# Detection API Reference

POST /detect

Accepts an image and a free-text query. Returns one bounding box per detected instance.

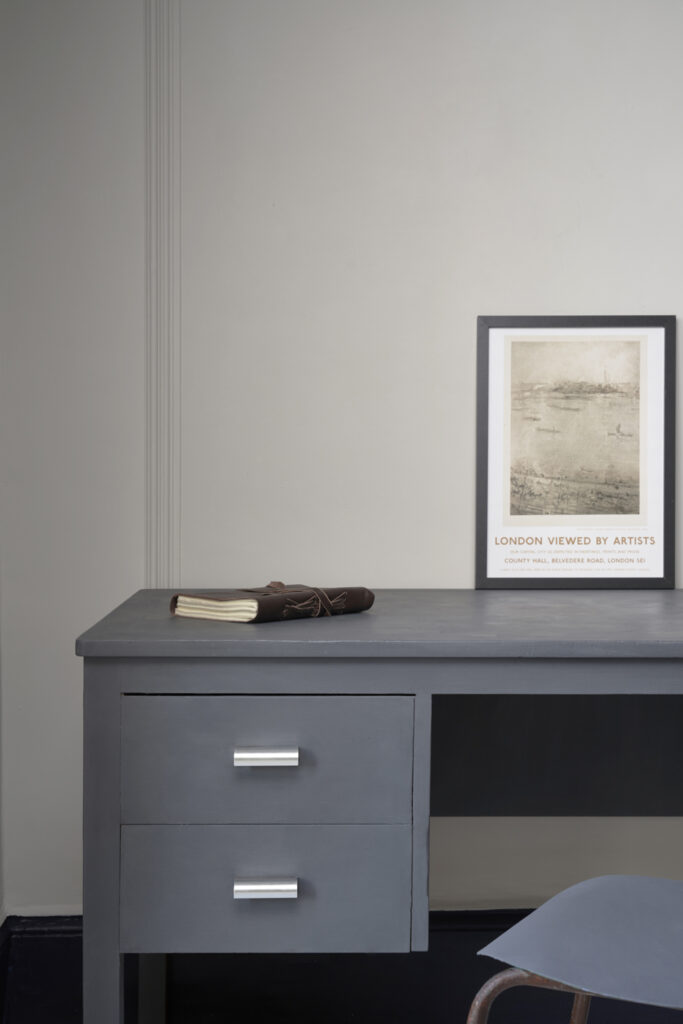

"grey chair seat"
[479,875,683,1010]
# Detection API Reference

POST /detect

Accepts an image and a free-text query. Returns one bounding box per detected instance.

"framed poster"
[476,315,675,589]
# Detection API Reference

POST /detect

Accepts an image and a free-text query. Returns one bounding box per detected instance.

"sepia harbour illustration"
[510,338,640,516]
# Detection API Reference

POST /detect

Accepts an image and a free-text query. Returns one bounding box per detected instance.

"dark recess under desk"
[431,695,683,816]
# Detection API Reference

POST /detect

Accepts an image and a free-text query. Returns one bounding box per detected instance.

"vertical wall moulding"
[145,0,182,587]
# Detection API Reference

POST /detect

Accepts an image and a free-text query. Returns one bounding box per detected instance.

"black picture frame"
[476,315,676,589]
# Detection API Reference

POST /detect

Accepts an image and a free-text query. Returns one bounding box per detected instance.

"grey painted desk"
[77,589,683,1024]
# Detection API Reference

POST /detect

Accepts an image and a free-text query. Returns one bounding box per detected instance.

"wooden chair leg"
[467,968,535,1024]
[569,992,592,1024]
[466,967,593,1024]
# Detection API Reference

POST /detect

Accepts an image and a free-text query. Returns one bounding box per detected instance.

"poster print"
[476,316,675,589]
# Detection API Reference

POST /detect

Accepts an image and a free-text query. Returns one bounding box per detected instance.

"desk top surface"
[76,589,683,659]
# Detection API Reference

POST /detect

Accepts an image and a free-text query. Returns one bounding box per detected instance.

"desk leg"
[138,954,167,1023]
[83,671,124,1023]
[412,694,431,950]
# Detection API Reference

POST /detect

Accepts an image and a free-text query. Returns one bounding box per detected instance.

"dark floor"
[2,916,682,1024]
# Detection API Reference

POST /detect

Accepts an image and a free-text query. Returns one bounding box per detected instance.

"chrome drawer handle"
[233,877,299,900]
[233,747,299,767]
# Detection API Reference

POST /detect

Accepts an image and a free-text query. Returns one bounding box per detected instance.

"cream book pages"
[173,596,259,622]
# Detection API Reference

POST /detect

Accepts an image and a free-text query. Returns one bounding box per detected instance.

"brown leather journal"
[170,581,375,623]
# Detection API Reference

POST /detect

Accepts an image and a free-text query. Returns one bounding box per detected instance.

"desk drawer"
[120,824,412,952]
[121,695,413,824]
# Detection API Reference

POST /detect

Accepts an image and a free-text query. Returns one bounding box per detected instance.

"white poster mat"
[486,326,664,580]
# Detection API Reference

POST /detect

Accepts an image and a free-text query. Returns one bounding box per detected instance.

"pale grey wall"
[178,0,683,587]
[431,818,683,909]
[0,0,146,913]
[1,0,683,914]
